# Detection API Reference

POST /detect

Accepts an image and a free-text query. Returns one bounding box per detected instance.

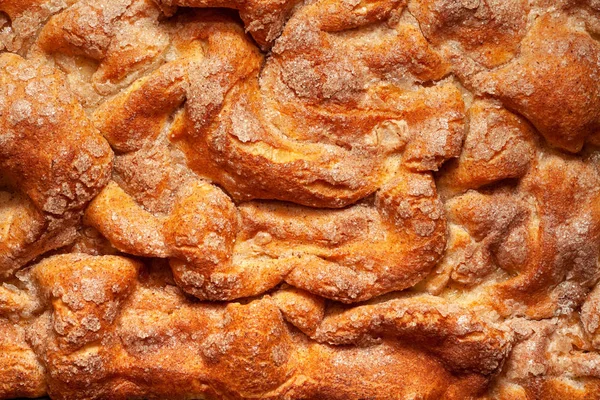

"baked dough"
[1,0,600,399]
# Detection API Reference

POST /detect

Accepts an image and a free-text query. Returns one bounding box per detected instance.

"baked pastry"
[1,0,600,399]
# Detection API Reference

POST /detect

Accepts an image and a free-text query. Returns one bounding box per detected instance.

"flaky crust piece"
[1,0,600,399]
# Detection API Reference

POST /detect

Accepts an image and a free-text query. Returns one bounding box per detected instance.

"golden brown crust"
[2,254,510,400]
[472,13,600,153]
[0,53,113,277]
[1,0,600,399]
[438,99,537,194]
[0,0,76,54]
[154,0,304,49]
[484,314,600,399]
[38,0,169,95]
[85,169,447,302]
[441,152,600,318]
[0,320,46,399]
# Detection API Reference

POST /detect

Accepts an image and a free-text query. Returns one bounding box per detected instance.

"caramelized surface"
[1,0,600,399]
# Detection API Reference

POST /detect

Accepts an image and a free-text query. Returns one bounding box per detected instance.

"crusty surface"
[0,0,600,399]
[0,52,113,277]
